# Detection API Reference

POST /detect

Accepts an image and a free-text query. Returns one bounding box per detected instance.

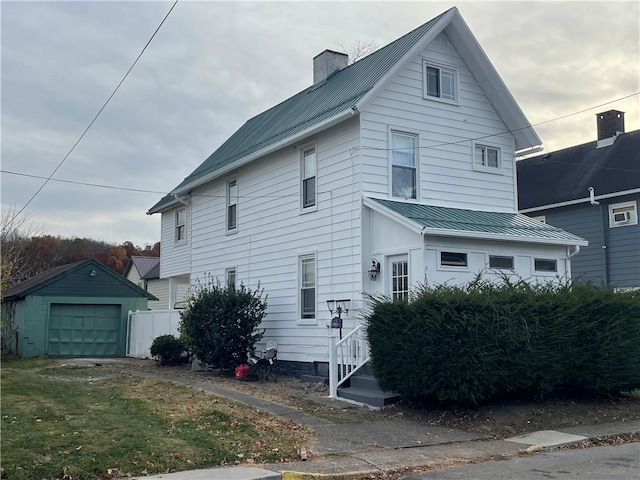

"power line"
[11,0,179,221]
[2,92,638,202]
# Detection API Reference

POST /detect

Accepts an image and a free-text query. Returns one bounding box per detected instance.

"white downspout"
[566,245,580,280]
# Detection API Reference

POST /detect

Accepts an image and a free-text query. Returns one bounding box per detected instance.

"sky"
[2,1,639,247]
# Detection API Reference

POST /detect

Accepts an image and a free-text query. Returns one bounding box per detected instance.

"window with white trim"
[440,251,468,267]
[226,179,238,231]
[175,208,186,242]
[474,144,501,171]
[489,255,514,270]
[300,255,316,319]
[609,201,638,227]
[390,255,409,301]
[423,61,457,102]
[391,131,417,199]
[301,145,317,209]
[225,268,236,290]
[534,258,557,273]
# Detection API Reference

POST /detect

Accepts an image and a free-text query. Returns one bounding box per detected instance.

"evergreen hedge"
[366,278,640,405]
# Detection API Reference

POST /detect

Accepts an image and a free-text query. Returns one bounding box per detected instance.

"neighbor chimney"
[596,110,625,140]
[313,50,348,84]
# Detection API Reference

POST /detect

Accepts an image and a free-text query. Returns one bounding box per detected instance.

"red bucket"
[235,364,250,379]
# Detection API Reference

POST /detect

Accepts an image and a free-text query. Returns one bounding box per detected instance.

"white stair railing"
[328,323,370,398]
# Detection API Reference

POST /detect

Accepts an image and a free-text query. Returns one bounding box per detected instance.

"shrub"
[150,335,188,366]
[366,277,640,405]
[179,277,267,371]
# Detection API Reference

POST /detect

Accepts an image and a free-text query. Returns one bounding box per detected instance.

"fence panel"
[127,309,181,358]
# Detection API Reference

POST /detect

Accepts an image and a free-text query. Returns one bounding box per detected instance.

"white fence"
[127,309,182,358]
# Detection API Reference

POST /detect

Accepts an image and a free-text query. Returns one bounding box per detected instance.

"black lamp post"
[327,299,350,339]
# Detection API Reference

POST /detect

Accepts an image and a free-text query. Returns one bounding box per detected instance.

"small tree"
[179,277,267,371]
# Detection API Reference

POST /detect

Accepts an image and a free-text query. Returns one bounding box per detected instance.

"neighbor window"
[225,268,236,290]
[489,255,514,270]
[531,215,546,223]
[391,131,417,199]
[424,62,457,102]
[175,208,186,242]
[441,251,468,267]
[474,144,501,170]
[227,179,238,231]
[534,258,557,273]
[390,256,409,301]
[609,201,638,227]
[301,145,317,209]
[300,255,316,319]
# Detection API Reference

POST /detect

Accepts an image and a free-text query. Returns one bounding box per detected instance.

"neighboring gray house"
[124,256,189,309]
[148,7,586,388]
[518,110,640,289]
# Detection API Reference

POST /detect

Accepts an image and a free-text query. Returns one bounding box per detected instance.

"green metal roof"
[370,198,588,245]
[149,10,448,213]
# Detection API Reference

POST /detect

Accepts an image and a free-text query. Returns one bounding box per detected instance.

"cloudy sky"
[2,1,638,247]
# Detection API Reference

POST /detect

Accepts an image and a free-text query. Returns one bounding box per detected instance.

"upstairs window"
[300,255,316,319]
[175,208,186,242]
[473,143,502,172]
[301,145,317,209]
[227,179,238,231]
[391,131,417,199]
[609,201,638,228]
[424,62,457,102]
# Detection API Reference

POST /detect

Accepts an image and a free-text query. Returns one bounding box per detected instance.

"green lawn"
[1,359,308,480]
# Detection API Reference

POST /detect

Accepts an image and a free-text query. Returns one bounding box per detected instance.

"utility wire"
[2,92,638,201]
[11,0,179,222]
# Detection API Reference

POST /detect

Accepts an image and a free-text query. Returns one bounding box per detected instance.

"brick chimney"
[313,50,348,84]
[596,110,625,140]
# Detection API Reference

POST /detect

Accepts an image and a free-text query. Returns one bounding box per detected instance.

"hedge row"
[365,278,640,405]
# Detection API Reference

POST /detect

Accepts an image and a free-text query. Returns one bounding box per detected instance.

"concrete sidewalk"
[123,367,640,480]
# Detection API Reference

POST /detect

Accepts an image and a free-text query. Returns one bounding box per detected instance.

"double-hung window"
[175,208,186,243]
[225,267,236,290]
[391,131,417,199]
[301,145,317,209]
[300,255,316,319]
[474,144,501,170]
[424,62,457,102]
[227,179,238,231]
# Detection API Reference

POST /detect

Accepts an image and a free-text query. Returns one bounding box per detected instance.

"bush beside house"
[179,279,267,371]
[366,278,640,405]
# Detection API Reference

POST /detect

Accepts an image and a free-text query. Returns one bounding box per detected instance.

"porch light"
[368,259,381,281]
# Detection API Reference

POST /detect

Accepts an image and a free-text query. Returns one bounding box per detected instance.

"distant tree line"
[1,206,159,293]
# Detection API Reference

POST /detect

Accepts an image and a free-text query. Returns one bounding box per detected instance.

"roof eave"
[422,227,588,246]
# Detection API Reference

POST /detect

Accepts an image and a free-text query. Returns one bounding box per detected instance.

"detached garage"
[1,259,157,358]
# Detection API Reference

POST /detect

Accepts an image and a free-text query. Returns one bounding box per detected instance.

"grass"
[1,359,310,480]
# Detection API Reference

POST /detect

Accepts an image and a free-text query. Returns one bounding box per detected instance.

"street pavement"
[73,360,639,480]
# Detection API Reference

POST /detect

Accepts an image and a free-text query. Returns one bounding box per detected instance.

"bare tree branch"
[335,39,379,64]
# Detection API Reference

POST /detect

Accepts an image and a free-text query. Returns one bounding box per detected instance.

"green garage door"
[48,304,121,356]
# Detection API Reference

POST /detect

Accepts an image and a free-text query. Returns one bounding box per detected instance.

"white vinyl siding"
[159,206,191,278]
[186,117,361,363]
[360,31,517,212]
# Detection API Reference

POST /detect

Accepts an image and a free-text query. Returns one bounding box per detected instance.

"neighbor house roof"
[365,198,587,246]
[2,259,158,302]
[517,130,640,211]
[124,256,160,280]
[149,7,541,214]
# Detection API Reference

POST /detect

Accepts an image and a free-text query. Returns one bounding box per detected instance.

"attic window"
[423,61,457,103]
[609,201,638,228]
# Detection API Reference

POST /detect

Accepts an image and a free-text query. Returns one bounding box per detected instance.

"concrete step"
[337,386,400,408]
[349,374,380,391]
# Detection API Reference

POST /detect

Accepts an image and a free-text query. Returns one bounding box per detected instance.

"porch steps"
[337,365,400,408]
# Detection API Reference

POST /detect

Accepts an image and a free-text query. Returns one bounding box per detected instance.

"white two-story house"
[148,7,586,379]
